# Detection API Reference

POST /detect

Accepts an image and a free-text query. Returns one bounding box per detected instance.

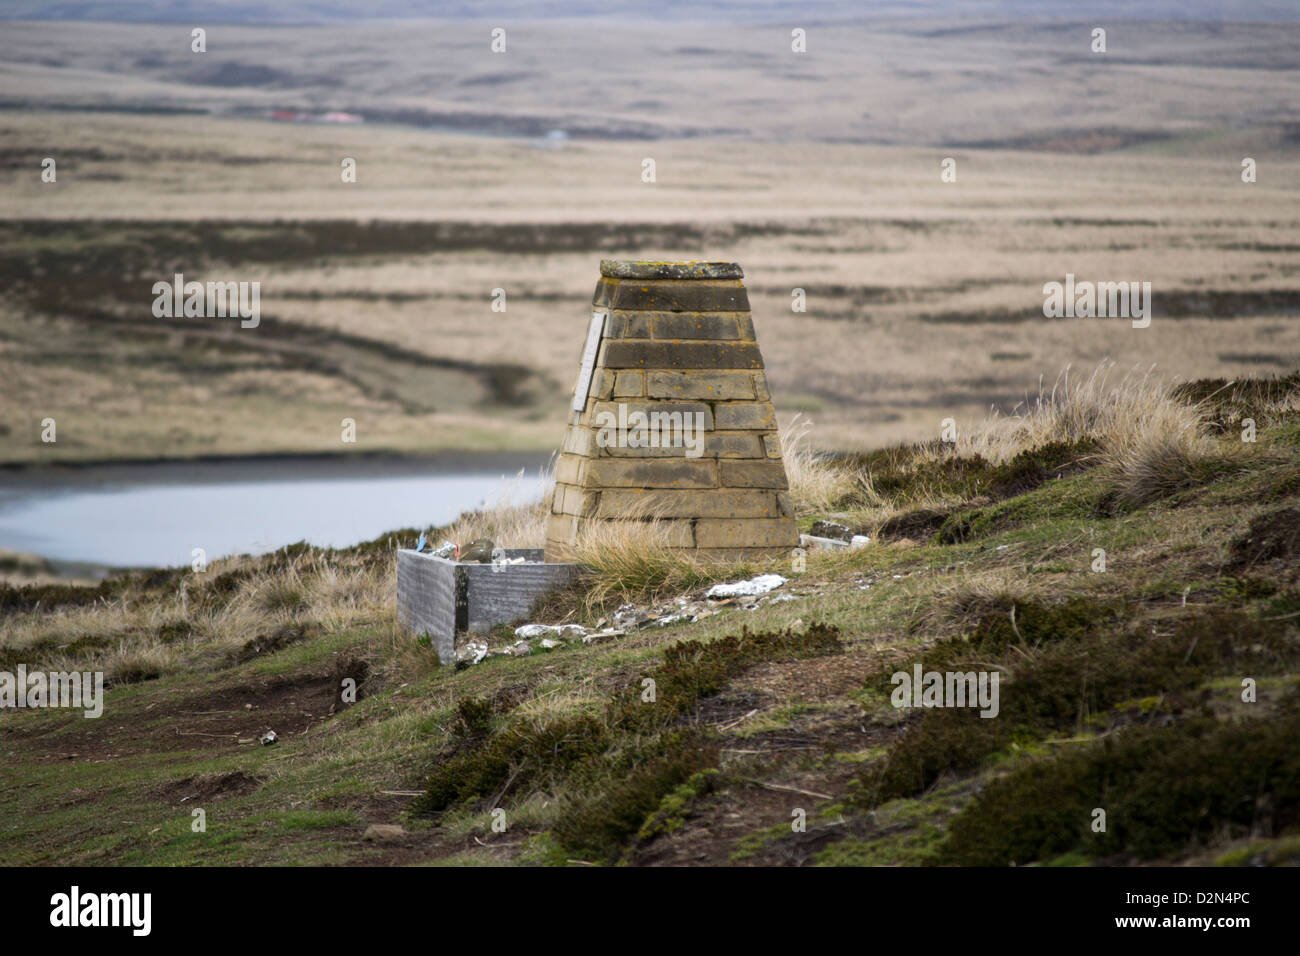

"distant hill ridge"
[7,1,1300,24]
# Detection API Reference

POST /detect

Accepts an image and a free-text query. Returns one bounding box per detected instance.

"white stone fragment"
[799,534,848,551]
[456,640,489,664]
[514,623,554,639]
[707,574,787,599]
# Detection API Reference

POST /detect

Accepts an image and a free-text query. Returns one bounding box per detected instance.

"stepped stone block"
[646,370,756,400]
[720,459,790,489]
[601,340,764,370]
[544,259,798,561]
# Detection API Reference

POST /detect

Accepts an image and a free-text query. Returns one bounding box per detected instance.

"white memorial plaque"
[572,310,607,412]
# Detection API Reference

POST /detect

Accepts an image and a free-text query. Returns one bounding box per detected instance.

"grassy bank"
[1,368,1298,866]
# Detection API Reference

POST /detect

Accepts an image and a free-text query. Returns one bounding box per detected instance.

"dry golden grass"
[2,545,395,683]
[3,15,1299,464]
[913,568,1049,641]
[512,684,605,725]
[570,518,710,611]
[947,364,1199,464]
[437,464,555,550]
[949,362,1264,507]
[565,506,779,614]
[781,414,863,514]
[784,361,1292,541]
[3,108,1299,462]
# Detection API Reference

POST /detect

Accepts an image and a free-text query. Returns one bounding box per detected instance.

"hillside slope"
[1,369,1298,866]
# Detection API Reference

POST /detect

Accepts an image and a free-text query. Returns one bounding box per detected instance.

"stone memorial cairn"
[545,260,798,561]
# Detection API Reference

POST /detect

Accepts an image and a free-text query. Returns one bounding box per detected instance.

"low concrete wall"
[396,549,457,663]
[396,549,581,664]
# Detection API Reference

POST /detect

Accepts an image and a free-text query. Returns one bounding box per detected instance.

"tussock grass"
[950,364,1179,462]
[104,642,179,685]
[513,685,605,724]
[971,362,1273,508]
[570,517,741,614]
[255,575,308,614]
[781,414,863,513]
[937,363,1221,510]
[0,542,394,683]
[842,363,1272,519]
[438,464,553,550]
[1106,429,1225,509]
[909,569,1048,640]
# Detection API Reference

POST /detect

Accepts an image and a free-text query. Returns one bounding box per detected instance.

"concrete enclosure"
[397,548,581,663]
[544,259,798,561]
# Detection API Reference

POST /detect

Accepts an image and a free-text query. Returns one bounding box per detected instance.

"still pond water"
[0,456,547,572]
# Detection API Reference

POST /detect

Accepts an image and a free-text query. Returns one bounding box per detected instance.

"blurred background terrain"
[0,1,1297,464]
[3,2,1300,870]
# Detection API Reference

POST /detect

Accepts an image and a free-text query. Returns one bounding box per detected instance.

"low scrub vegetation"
[412,623,843,863]
[2,366,1298,866]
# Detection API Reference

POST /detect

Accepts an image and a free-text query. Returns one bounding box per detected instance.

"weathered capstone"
[545,260,798,561]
